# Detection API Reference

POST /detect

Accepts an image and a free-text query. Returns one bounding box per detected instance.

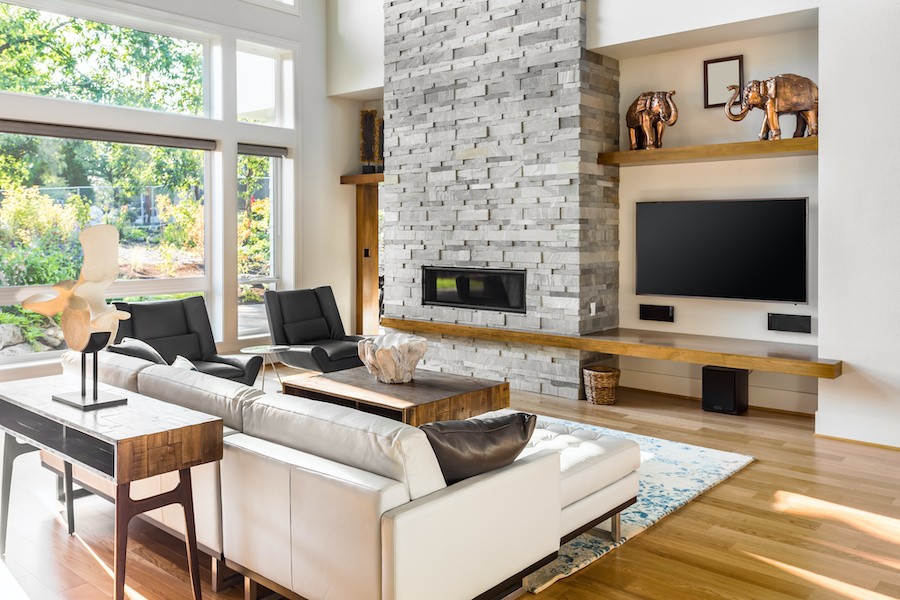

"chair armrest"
[344,335,366,343]
[214,353,262,386]
[381,450,561,600]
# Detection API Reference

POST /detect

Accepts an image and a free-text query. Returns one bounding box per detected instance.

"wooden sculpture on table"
[725,73,818,140]
[23,224,130,409]
[626,90,679,150]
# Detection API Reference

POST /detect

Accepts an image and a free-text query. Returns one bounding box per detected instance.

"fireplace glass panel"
[422,267,526,313]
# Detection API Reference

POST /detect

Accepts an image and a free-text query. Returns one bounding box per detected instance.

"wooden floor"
[2,385,899,599]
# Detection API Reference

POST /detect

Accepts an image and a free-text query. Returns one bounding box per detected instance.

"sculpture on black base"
[22,225,130,410]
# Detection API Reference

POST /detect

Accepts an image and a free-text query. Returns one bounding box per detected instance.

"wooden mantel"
[381,317,842,379]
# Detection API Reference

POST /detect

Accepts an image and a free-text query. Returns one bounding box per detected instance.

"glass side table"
[240,345,290,392]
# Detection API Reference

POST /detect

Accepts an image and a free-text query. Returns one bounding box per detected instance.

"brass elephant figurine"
[725,73,818,140]
[626,90,678,150]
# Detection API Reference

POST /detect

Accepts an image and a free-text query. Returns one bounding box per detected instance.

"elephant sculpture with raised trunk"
[725,73,818,141]
[626,90,679,150]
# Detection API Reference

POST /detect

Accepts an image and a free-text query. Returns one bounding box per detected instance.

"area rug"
[523,416,754,594]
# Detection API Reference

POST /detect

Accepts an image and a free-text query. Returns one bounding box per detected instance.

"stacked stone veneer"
[381,0,620,399]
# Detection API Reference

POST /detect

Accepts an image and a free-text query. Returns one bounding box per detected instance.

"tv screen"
[636,199,808,303]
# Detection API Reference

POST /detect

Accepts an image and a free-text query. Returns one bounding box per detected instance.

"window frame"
[238,0,300,17]
[237,150,282,339]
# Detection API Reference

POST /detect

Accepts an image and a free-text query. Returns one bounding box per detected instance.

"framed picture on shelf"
[704,55,743,108]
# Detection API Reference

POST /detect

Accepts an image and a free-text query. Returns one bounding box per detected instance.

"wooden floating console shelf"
[598,137,818,167]
[381,317,842,379]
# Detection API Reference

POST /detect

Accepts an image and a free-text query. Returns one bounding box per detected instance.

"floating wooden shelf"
[340,173,385,185]
[381,317,842,379]
[598,137,818,166]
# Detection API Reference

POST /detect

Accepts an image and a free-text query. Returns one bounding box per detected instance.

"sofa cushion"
[420,413,536,484]
[475,410,642,508]
[137,365,264,430]
[242,394,445,500]
[107,337,166,364]
[61,350,155,392]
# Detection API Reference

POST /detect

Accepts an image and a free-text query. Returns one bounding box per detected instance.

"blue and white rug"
[523,416,754,594]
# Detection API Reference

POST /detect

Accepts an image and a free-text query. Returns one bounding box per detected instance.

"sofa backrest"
[137,365,264,430]
[242,394,446,500]
[61,350,155,392]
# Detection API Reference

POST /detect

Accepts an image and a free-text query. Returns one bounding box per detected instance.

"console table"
[0,375,223,600]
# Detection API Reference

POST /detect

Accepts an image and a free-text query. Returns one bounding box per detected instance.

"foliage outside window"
[0,133,205,358]
[238,153,276,337]
[0,2,203,114]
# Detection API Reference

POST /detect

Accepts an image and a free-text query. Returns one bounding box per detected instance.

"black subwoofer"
[701,366,749,415]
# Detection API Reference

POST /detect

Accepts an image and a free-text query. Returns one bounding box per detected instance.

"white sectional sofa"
[52,350,639,600]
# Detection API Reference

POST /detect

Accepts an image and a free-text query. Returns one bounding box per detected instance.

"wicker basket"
[583,365,620,405]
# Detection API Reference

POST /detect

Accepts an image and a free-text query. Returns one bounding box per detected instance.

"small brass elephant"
[725,73,818,140]
[626,90,679,150]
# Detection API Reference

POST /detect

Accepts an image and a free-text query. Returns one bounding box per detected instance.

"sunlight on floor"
[746,552,895,600]
[773,490,900,544]
[0,560,31,600]
[75,534,149,600]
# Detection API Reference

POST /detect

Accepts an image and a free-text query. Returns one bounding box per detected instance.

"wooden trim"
[340,172,384,185]
[381,318,842,379]
[598,136,817,166]
[814,433,900,452]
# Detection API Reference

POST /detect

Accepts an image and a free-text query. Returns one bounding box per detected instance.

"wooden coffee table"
[282,367,509,426]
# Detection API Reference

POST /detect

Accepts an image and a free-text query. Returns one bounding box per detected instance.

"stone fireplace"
[381,0,620,399]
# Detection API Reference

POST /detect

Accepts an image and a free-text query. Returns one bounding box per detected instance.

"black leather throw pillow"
[107,337,166,364]
[420,413,537,485]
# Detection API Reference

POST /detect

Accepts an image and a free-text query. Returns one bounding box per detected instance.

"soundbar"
[768,313,811,334]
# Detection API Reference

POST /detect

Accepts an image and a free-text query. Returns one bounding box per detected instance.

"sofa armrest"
[222,434,410,600]
[381,450,561,600]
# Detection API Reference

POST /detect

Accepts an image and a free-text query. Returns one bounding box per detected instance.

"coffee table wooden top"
[282,367,507,411]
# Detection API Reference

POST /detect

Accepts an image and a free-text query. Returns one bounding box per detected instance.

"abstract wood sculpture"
[358,333,428,384]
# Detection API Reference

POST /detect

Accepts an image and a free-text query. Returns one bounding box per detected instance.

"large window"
[238,152,279,338]
[0,2,204,114]
[0,1,296,365]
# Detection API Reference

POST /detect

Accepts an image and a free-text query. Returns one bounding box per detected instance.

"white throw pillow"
[171,355,198,370]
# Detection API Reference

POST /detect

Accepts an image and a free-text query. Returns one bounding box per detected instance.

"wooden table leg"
[113,469,202,600]
[0,433,36,555]
[179,468,203,600]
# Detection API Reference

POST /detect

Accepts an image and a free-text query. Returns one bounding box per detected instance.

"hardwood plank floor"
[1,384,898,599]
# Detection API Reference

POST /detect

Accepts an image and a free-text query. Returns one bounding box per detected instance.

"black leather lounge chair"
[112,296,262,386]
[263,286,364,372]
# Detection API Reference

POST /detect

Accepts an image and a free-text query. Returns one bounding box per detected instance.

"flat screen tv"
[636,198,808,303]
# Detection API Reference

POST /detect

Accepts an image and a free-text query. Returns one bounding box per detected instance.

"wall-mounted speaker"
[702,366,749,415]
[767,313,812,334]
[639,304,674,322]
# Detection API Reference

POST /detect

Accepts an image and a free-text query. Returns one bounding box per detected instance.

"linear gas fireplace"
[422,267,526,313]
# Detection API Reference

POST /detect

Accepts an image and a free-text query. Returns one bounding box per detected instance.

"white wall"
[616,30,819,414]
[591,0,900,447]
[326,0,385,99]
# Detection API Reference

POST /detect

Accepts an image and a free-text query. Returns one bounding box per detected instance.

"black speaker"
[702,366,749,415]
[639,304,674,322]
[768,313,812,333]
